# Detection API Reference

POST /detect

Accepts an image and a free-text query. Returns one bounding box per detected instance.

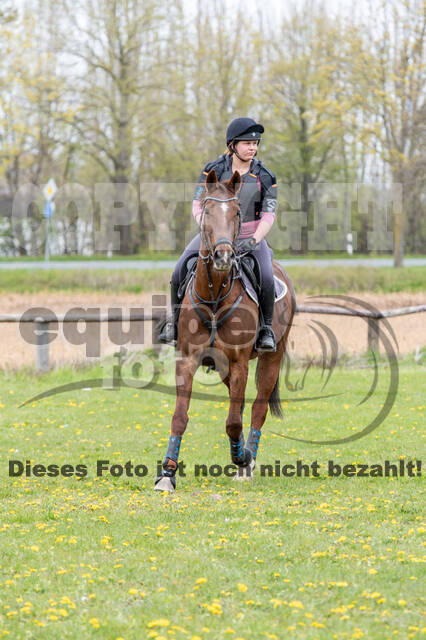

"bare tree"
[353,0,426,265]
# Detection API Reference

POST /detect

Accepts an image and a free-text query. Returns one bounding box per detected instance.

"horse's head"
[200,169,242,271]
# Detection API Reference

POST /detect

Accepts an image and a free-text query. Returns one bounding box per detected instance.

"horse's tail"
[255,354,285,419]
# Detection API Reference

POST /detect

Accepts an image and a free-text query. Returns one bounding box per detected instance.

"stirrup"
[158,320,177,345]
[255,326,276,352]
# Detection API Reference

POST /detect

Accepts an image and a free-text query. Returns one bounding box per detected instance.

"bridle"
[189,194,244,348]
[199,195,241,261]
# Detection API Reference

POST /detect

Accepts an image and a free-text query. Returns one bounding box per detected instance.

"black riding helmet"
[226,117,264,145]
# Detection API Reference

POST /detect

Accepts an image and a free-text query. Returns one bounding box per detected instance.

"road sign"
[43,178,57,201]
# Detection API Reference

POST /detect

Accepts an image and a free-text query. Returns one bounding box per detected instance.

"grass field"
[0,355,424,639]
[1,265,426,294]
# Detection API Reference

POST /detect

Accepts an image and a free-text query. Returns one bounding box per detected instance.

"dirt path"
[1,291,425,369]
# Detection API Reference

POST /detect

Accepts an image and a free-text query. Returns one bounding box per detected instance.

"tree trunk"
[393,169,404,267]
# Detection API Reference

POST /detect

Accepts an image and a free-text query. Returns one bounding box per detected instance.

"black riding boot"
[158,280,180,344]
[255,282,276,352]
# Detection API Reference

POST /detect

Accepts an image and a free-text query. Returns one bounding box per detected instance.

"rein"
[190,194,244,348]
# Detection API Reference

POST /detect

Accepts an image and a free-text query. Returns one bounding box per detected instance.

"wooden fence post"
[35,321,50,372]
[367,317,380,353]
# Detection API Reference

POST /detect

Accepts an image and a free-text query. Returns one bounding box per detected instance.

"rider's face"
[234,139,259,161]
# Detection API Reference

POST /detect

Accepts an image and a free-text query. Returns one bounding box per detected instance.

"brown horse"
[155,169,295,491]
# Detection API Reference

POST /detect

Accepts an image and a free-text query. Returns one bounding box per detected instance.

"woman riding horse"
[158,117,278,352]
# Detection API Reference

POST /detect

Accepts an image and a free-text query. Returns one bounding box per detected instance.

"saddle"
[239,255,288,306]
[177,253,287,307]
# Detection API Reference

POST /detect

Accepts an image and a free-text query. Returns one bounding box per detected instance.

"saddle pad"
[182,259,287,307]
[243,273,287,306]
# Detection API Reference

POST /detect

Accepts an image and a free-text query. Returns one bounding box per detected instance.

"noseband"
[200,195,241,259]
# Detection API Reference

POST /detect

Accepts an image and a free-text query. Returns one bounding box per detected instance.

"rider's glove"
[238,237,258,253]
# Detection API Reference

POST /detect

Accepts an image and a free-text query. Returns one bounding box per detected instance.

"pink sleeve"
[192,200,202,225]
[260,211,275,226]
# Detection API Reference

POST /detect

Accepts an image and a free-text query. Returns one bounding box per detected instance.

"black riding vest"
[195,155,277,224]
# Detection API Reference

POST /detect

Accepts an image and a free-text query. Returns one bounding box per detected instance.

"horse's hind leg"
[247,342,285,465]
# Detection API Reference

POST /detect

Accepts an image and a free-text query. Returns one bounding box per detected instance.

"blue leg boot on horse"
[154,434,182,492]
[230,427,263,480]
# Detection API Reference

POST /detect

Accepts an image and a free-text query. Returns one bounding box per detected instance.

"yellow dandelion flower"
[147,619,170,628]
[237,583,248,592]
[270,598,282,608]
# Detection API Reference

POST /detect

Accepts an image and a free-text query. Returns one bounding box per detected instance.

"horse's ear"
[205,169,218,193]
[228,170,242,195]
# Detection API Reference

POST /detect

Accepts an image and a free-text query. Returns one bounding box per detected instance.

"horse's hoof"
[154,475,176,492]
[233,458,256,481]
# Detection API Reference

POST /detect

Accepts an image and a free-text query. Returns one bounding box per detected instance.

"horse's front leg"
[154,355,197,492]
[225,361,252,470]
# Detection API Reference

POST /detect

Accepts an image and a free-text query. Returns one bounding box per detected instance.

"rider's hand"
[238,237,258,253]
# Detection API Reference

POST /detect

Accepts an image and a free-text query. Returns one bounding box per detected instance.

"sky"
[17,0,374,24]
[182,0,373,24]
